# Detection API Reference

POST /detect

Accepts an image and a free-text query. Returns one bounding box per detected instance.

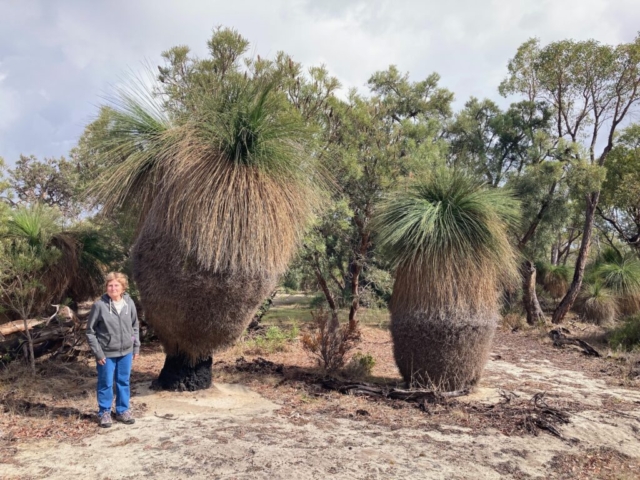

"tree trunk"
[551,243,559,265]
[314,266,339,327]
[152,353,213,391]
[348,231,370,330]
[22,317,36,375]
[552,192,599,324]
[521,261,545,325]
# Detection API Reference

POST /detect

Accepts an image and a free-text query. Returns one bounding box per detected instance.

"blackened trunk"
[152,353,213,391]
[552,192,599,324]
[521,261,545,325]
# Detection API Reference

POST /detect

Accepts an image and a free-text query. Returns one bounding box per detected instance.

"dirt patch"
[2,325,640,479]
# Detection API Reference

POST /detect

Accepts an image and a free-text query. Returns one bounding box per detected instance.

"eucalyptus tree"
[373,170,519,391]
[598,124,640,253]
[501,36,640,324]
[322,67,453,327]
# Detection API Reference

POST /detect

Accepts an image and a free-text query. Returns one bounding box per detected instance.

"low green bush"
[344,352,376,379]
[609,314,640,351]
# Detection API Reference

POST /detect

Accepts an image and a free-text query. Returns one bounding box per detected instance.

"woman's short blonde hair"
[105,272,129,291]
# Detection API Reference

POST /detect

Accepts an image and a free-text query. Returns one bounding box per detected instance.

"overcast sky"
[1,0,638,165]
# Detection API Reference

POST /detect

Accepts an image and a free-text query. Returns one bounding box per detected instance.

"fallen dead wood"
[0,319,44,336]
[225,358,574,439]
[549,329,601,357]
[228,357,469,404]
[321,378,469,403]
[472,392,573,441]
[0,311,87,362]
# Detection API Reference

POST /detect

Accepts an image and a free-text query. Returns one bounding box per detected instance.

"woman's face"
[106,280,124,301]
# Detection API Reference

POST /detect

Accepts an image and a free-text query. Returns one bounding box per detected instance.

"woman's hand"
[133,354,139,361]
[97,358,106,366]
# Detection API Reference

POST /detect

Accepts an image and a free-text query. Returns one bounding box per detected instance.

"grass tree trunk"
[391,309,497,391]
[552,192,599,324]
[133,226,278,391]
[521,261,545,325]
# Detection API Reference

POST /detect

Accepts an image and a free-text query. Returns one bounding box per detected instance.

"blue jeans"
[96,353,132,415]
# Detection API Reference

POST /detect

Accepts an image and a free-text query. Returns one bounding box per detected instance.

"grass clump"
[343,352,376,379]
[538,263,571,301]
[609,314,640,352]
[245,324,300,354]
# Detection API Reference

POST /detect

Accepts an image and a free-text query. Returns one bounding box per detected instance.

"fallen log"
[549,329,601,357]
[0,319,84,361]
[0,305,75,337]
[0,319,45,336]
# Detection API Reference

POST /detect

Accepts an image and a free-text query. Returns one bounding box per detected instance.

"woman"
[86,272,140,428]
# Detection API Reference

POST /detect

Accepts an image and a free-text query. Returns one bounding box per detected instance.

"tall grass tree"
[87,44,324,390]
[373,170,519,391]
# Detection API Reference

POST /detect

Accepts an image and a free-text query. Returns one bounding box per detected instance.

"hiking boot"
[99,411,112,428]
[115,410,135,425]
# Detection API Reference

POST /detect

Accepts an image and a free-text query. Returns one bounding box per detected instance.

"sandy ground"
[2,328,640,479]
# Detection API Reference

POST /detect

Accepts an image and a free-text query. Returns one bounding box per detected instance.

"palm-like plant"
[595,256,640,315]
[578,281,617,324]
[537,263,571,301]
[1,205,119,314]
[373,170,519,391]
[88,77,322,390]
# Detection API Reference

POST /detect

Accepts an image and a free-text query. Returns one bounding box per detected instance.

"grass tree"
[373,170,519,391]
[0,204,116,372]
[595,256,640,315]
[88,73,322,390]
[577,282,617,325]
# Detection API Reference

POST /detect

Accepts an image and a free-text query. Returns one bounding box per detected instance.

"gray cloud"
[0,0,638,165]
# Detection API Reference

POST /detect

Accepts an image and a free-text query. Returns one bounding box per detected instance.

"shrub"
[595,256,640,316]
[301,308,360,372]
[609,315,640,351]
[343,352,376,379]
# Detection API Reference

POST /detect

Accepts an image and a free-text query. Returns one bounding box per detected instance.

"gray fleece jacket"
[86,293,140,360]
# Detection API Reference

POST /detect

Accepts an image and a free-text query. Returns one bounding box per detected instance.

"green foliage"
[344,352,376,379]
[609,314,640,351]
[248,324,299,354]
[8,155,85,218]
[374,168,520,314]
[595,256,640,298]
[374,169,519,272]
[599,124,640,250]
[0,204,124,318]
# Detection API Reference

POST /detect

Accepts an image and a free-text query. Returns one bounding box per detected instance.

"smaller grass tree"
[0,205,118,372]
[577,282,617,325]
[595,256,640,316]
[373,170,519,391]
[537,263,571,303]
